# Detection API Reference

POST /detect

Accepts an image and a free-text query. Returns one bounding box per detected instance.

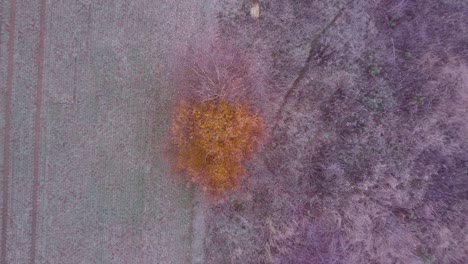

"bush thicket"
[171,99,264,196]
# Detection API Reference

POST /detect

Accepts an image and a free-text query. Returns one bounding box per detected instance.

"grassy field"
[201,0,468,263]
[0,0,216,263]
[1,0,466,263]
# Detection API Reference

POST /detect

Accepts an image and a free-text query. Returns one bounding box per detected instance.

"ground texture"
[0,0,217,263]
[1,0,467,264]
[204,0,468,263]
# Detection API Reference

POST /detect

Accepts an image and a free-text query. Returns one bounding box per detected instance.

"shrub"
[171,99,264,196]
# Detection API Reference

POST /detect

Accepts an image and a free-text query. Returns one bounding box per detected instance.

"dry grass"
[200,0,468,263]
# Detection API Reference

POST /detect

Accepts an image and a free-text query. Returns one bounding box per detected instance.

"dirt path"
[0,0,217,263]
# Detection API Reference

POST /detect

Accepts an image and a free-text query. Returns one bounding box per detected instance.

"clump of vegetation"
[171,99,264,197]
[169,40,265,198]
[369,63,382,77]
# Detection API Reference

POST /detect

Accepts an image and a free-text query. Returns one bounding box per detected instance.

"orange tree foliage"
[171,99,264,196]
